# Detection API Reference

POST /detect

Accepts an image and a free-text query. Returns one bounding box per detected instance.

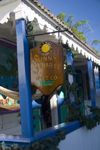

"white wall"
[58,125,100,150]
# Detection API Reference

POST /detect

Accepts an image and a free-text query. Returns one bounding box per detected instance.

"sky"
[39,0,100,52]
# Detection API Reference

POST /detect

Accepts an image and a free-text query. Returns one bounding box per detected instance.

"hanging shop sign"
[30,41,64,95]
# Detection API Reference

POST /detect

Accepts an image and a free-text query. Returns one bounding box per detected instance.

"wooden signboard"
[30,41,64,95]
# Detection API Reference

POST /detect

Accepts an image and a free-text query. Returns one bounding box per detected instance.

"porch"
[0,0,100,149]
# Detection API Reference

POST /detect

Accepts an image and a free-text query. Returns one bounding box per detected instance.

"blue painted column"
[87,60,96,108]
[16,19,34,138]
[94,66,100,97]
[66,51,75,102]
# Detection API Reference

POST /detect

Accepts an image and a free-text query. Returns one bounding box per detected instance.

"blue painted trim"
[57,96,67,105]
[87,60,96,108]
[0,137,31,147]
[66,51,75,102]
[67,51,74,69]
[16,19,34,138]
[0,114,95,146]
[32,101,41,109]
[0,120,82,146]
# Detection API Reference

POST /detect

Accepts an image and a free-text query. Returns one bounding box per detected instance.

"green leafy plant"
[63,48,100,130]
[57,13,66,22]
[0,130,66,150]
[58,13,88,42]
[81,116,97,129]
[92,40,100,45]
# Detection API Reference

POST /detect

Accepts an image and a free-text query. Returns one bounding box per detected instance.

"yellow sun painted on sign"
[41,44,51,53]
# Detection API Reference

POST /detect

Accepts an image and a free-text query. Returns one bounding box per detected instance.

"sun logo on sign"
[40,42,52,55]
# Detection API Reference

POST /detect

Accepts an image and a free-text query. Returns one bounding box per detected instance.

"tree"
[92,40,100,45]
[64,14,74,27]
[57,12,66,22]
[58,13,100,53]
[58,12,88,42]
[91,40,100,54]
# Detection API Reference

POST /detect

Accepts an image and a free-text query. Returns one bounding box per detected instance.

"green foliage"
[72,20,88,29]
[82,116,97,129]
[65,65,73,74]
[63,48,100,130]
[0,142,24,150]
[71,28,87,42]
[66,102,83,122]
[64,22,69,26]
[58,13,100,48]
[63,48,85,122]
[95,50,99,54]
[91,40,100,54]
[92,40,100,45]
[58,12,88,42]
[0,130,66,150]
[65,14,74,27]
[57,12,66,22]
[64,102,100,130]
[90,107,100,124]
[30,130,66,150]
[81,107,100,129]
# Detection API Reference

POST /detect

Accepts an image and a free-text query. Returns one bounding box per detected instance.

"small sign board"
[30,41,64,95]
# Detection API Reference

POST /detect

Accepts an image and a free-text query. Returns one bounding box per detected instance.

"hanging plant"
[62,46,100,130]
